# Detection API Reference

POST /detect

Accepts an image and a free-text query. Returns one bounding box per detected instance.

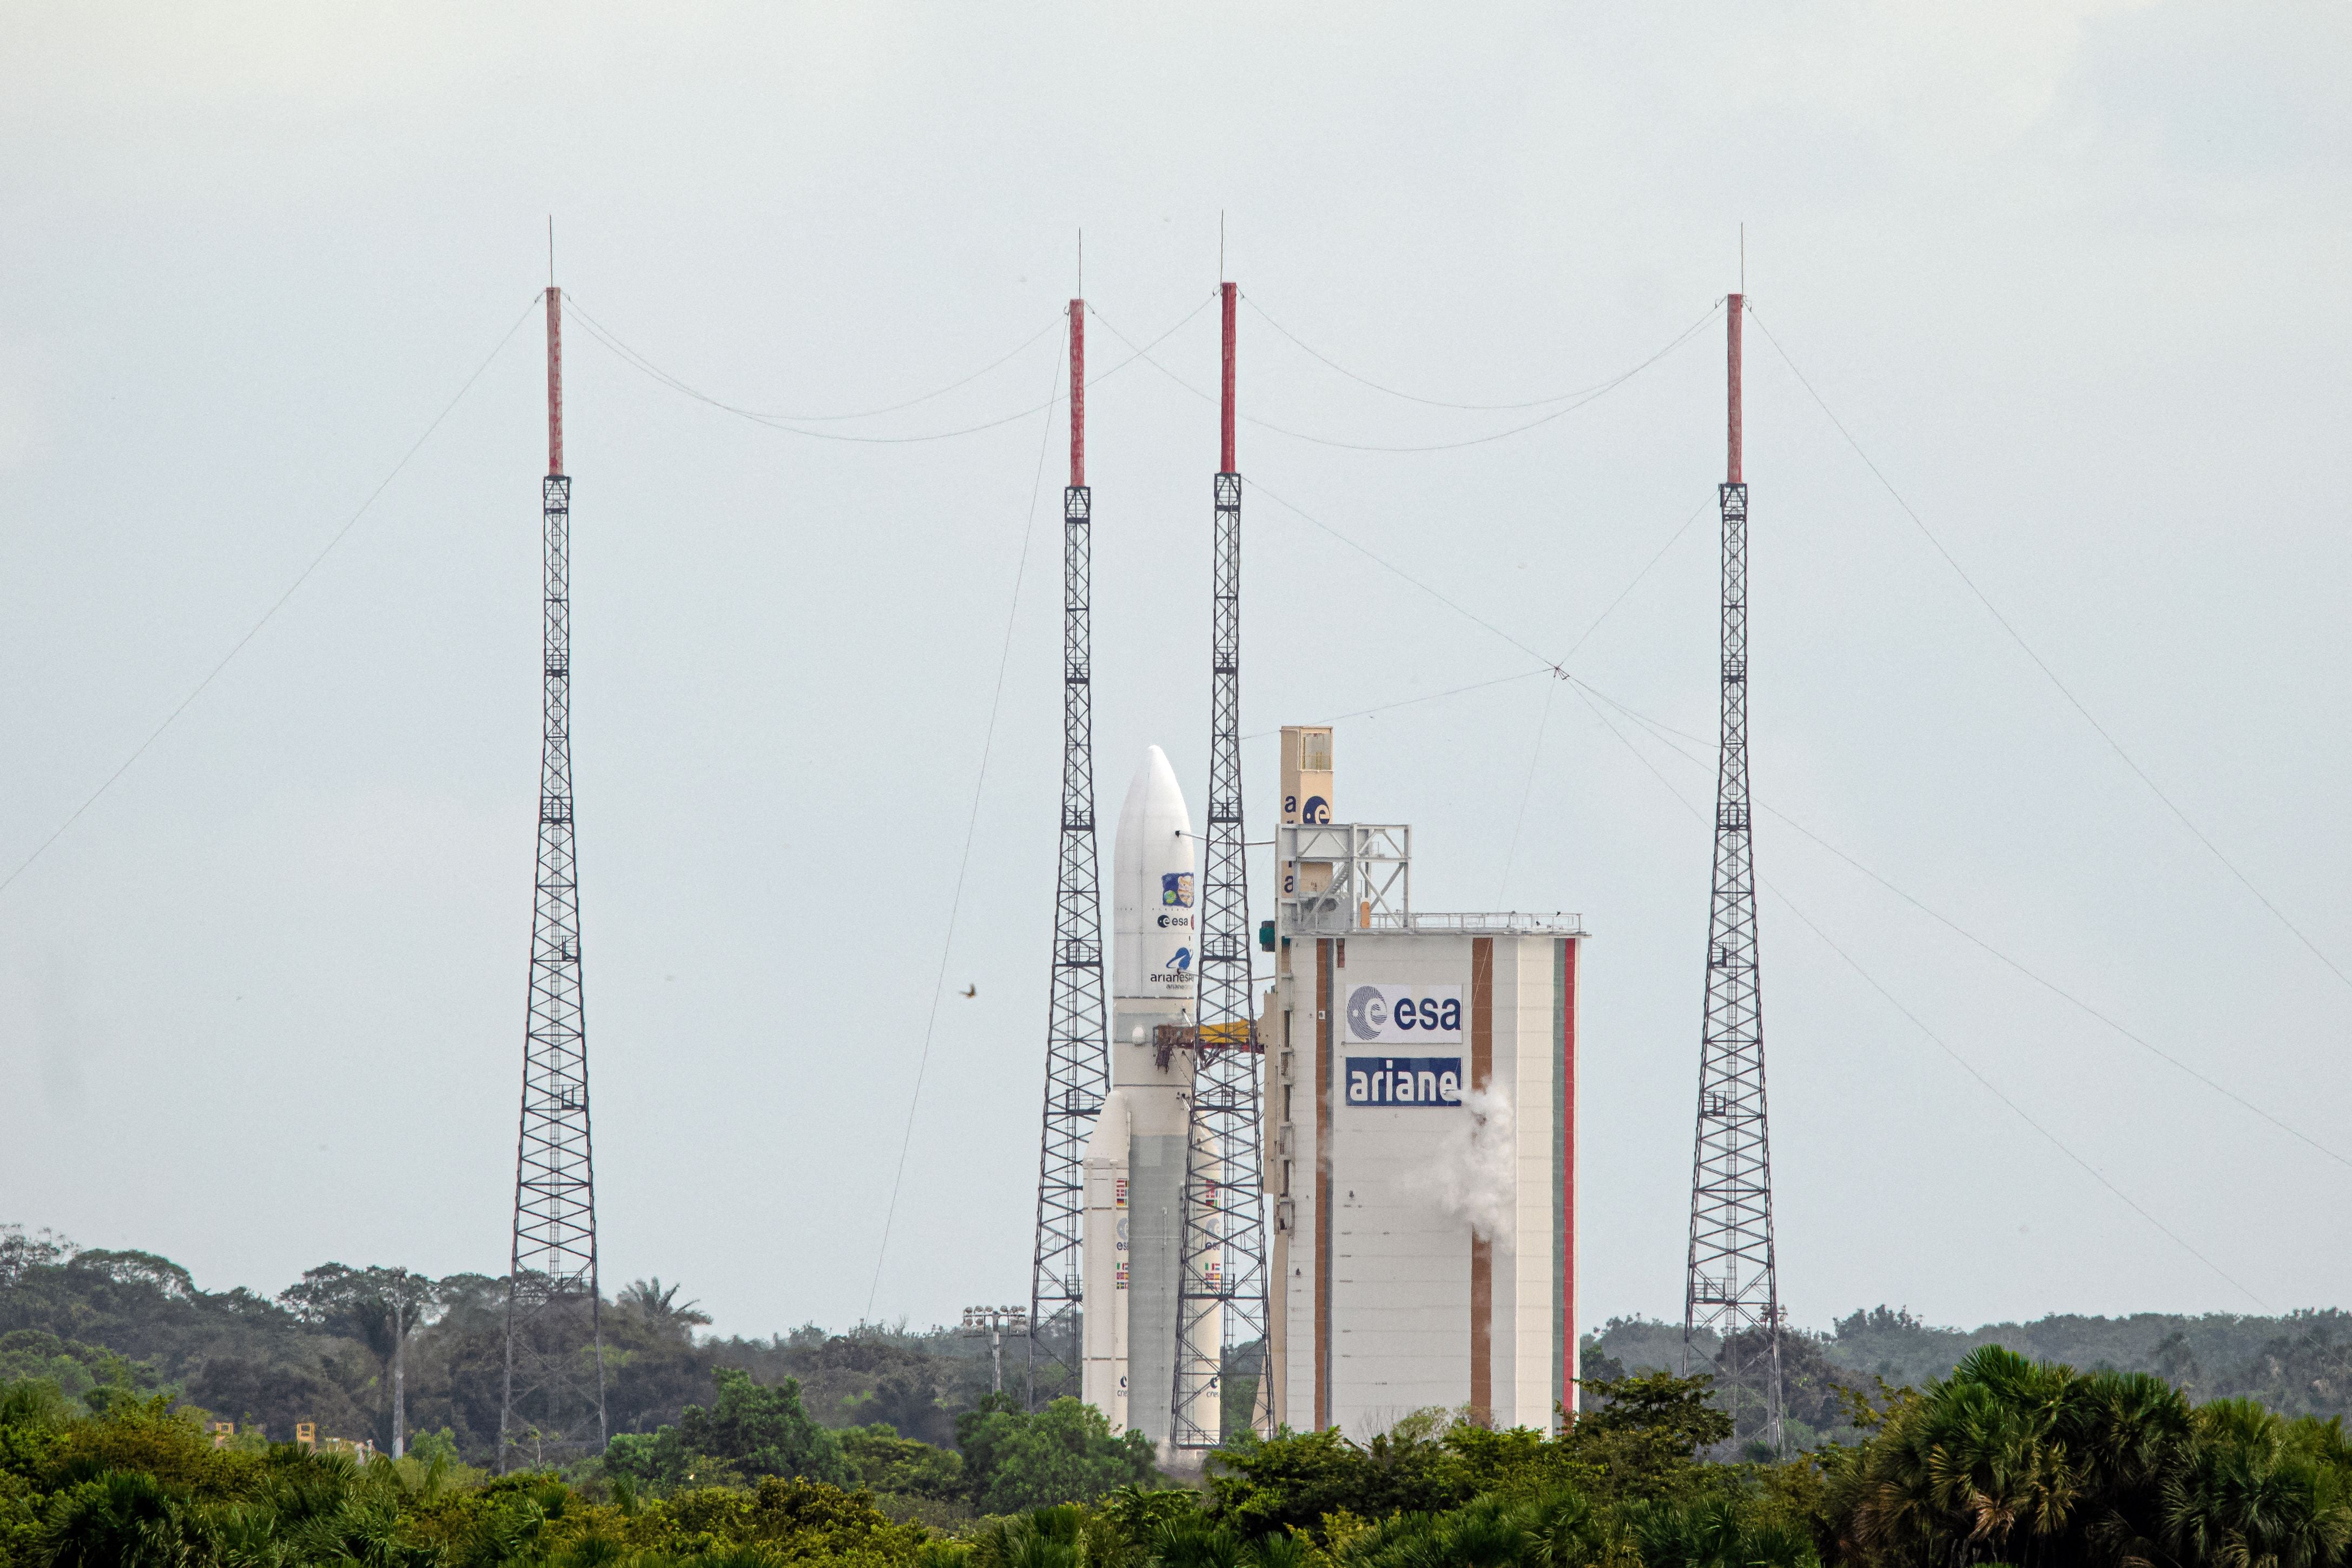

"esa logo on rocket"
[1343,983,1464,1043]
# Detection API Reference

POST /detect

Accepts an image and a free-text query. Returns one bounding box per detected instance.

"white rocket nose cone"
[1113,746,1198,1003]
[1116,746,1186,845]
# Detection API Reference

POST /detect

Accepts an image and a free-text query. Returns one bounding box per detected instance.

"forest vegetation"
[7,1226,2352,1567]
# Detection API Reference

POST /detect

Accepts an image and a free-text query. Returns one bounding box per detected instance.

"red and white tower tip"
[546,286,565,479]
[1726,292,1742,486]
[1220,281,1237,474]
[1069,299,1086,489]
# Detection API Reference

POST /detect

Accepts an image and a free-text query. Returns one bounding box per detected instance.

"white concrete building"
[1261,726,1584,1435]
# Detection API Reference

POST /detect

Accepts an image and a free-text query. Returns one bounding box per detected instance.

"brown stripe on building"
[1315,937,1333,1430]
[1469,936,1494,1426]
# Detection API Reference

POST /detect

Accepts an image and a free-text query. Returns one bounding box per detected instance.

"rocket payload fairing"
[1082,746,1198,1448]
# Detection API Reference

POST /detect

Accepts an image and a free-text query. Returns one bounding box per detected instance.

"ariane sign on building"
[1345,1056,1464,1107]
[1342,983,1462,1043]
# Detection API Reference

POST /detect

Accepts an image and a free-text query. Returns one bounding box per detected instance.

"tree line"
[12,1225,2352,1566]
[10,1348,2352,1567]
[0,1229,995,1467]
[1588,1305,2352,1450]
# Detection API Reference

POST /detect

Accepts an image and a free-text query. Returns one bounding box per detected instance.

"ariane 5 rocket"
[1082,745,1198,1448]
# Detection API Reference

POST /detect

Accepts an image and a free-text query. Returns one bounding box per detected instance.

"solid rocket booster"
[1081,745,1198,1448]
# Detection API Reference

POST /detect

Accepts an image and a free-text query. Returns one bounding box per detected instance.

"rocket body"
[1081,746,1198,1449]
[1081,1089,1132,1431]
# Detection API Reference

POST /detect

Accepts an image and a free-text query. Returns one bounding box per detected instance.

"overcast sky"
[2,3,2347,1340]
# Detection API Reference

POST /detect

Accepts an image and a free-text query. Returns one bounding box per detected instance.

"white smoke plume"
[1435,1087,1516,1239]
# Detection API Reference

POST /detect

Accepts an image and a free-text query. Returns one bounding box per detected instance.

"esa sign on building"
[1342,983,1463,1044]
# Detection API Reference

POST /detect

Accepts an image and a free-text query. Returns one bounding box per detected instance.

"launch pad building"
[1261,726,1584,1435]
[1073,726,1582,1445]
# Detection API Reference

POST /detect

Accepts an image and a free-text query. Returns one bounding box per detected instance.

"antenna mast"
[1682,292,1783,1455]
[1029,298,1109,1406]
[499,281,609,1471]
[1174,279,1270,1450]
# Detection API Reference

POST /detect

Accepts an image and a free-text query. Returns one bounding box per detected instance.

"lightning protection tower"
[1682,293,1784,1455]
[500,282,610,1471]
[1174,281,1270,1451]
[1028,301,1108,1407]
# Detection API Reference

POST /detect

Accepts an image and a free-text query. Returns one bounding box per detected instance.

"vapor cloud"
[1436,1087,1515,1241]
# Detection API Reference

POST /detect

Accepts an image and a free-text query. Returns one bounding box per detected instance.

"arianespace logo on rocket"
[1343,983,1463,1043]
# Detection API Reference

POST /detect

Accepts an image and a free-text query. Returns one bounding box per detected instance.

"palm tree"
[970,1506,1099,1568]
[36,1471,196,1568]
[1828,1346,2088,1568]
[2163,1398,2352,1568]
[2072,1369,2192,1568]
[1148,1513,1246,1568]
[1522,1487,1615,1568]
[618,1277,714,1341]
[1624,1495,1812,1568]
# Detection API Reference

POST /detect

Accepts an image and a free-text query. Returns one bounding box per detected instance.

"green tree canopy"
[1207,1424,1469,1539]
[606,1367,853,1493]
[841,1422,964,1501]
[955,1396,1159,1516]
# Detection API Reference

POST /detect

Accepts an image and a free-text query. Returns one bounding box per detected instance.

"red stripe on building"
[1561,936,1580,1416]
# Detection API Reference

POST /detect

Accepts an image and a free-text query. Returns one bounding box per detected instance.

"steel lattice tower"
[1682,293,1783,1455]
[1028,301,1108,1407]
[500,284,609,1471]
[1174,282,1270,1451]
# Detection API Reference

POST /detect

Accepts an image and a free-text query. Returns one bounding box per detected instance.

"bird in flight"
[962,984,977,998]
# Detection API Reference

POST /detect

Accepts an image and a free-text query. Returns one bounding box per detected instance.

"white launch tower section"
[1082,746,1201,1450]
